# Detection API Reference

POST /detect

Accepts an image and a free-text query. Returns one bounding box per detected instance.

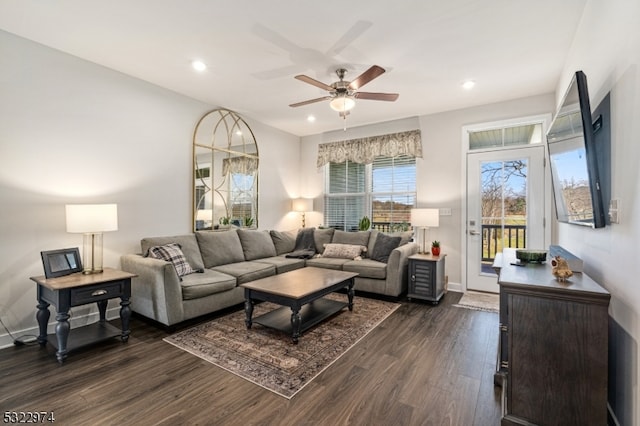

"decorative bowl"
[515,249,548,263]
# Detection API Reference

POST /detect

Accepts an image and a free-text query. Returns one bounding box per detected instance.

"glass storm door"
[466,146,546,292]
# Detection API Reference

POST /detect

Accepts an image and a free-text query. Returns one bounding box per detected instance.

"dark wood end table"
[30,268,136,363]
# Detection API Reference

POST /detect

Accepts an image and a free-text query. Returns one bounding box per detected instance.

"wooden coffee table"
[241,267,358,343]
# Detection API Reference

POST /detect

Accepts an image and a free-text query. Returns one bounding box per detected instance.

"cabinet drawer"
[71,281,125,305]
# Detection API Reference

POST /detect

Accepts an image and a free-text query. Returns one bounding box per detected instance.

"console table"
[493,248,610,425]
[30,268,135,364]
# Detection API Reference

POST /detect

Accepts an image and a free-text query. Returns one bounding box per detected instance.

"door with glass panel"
[465,119,548,293]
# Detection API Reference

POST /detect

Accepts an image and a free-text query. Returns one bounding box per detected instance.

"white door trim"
[460,113,552,293]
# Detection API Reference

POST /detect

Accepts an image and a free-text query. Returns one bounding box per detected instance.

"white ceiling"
[0,1,586,136]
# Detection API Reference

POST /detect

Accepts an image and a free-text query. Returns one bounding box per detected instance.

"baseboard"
[0,307,122,350]
[446,281,462,293]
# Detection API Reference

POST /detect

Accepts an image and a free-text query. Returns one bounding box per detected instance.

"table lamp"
[66,204,118,274]
[291,198,313,228]
[410,208,439,254]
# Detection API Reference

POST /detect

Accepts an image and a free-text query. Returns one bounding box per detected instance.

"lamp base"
[82,233,104,275]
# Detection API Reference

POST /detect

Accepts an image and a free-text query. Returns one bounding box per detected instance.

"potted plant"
[243,217,254,228]
[358,216,371,231]
[431,241,441,256]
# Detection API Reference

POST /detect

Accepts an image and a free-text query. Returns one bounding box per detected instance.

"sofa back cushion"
[313,228,335,254]
[141,234,205,271]
[196,230,245,268]
[332,230,371,247]
[238,229,277,260]
[270,229,297,255]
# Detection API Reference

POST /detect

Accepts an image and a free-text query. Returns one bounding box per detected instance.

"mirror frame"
[192,109,259,231]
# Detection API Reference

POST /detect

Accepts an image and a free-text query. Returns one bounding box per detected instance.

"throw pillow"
[321,243,366,260]
[147,243,198,280]
[370,233,402,263]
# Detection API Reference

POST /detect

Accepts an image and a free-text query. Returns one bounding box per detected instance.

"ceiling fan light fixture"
[329,95,355,113]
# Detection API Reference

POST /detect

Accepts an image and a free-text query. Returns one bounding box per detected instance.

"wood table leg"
[36,299,50,346]
[347,279,355,311]
[54,310,70,364]
[120,296,131,342]
[244,298,254,329]
[290,307,301,344]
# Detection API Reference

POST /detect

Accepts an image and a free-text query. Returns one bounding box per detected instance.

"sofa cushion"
[237,229,277,260]
[147,243,199,280]
[305,257,350,270]
[343,259,387,280]
[180,269,237,300]
[332,230,371,247]
[369,233,401,263]
[211,261,276,284]
[367,230,414,256]
[141,234,205,270]
[254,256,306,274]
[270,230,297,255]
[321,243,366,260]
[196,230,245,268]
[314,228,335,254]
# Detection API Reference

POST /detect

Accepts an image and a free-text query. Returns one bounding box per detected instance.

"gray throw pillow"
[370,233,402,263]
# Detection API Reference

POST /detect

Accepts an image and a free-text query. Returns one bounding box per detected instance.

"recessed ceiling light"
[235,130,242,136]
[192,60,207,72]
[462,80,476,90]
[307,115,316,122]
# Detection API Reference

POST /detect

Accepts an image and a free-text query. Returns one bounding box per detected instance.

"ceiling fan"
[289,65,399,117]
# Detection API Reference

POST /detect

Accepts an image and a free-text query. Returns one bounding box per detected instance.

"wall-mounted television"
[547,70,607,228]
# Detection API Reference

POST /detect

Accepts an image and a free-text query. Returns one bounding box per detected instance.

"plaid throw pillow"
[148,243,196,280]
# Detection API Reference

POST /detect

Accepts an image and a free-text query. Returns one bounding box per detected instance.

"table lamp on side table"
[66,204,118,274]
[410,208,439,254]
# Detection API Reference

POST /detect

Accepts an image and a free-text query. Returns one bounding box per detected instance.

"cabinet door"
[412,261,435,297]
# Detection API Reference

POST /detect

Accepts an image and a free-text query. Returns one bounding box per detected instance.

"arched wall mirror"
[193,109,259,231]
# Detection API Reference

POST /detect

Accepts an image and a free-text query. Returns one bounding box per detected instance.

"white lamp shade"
[66,204,118,233]
[410,208,439,227]
[292,198,313,213]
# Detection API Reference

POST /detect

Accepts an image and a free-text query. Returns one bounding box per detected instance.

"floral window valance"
[316,129,423,167]
[222,156,259,176]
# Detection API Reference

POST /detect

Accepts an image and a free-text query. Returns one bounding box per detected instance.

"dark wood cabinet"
[408,254,445,304]
[494,249,610,425]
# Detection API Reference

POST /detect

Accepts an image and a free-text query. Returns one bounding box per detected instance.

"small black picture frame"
[41,248,83,278]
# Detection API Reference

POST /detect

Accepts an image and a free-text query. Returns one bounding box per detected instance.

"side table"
[30,267,136,364]
[408,253,446,304]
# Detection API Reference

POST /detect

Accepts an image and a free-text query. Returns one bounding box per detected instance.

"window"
[468,123,543,150]
[324,155,416,231]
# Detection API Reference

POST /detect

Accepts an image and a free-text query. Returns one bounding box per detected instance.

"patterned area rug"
[164,293,400,399]
[454,291,499,313]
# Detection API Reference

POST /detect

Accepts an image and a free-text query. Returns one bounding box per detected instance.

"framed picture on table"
[41,248,83,278]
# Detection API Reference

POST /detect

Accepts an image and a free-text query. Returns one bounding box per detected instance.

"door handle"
[469,230,481,235]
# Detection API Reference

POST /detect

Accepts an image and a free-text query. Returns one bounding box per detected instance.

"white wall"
[556,1,640,424]
[301,94,555,289]
[0,31,301,347]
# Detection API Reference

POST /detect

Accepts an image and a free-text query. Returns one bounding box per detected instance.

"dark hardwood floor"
[0,292,502,425]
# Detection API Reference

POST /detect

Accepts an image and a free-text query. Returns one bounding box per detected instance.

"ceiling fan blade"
[348,65,386,90]
[289,96,333,108]
[354,92,399,101]
[294,75,334,91]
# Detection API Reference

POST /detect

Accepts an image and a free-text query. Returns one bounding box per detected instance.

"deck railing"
[482,224,526,262]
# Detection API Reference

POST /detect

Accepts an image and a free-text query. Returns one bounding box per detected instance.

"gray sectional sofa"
[121,228,418,327]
